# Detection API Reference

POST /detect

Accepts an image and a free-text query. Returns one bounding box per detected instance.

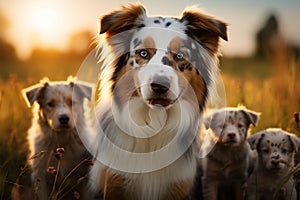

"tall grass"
[220,56,300,134]
[0,75,31,199]
[0,51,299,198]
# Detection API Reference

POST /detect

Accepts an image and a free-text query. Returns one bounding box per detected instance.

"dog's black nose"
[271,160,279,166]
[227,133,236,139]
[271,153,280,160]
[59,114,69,125]
[150,75,170,94]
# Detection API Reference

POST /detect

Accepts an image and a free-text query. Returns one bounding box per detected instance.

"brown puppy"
[22,77,93,199]
[201,107,259,200]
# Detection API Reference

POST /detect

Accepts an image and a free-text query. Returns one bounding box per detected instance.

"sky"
[0,0,299,59]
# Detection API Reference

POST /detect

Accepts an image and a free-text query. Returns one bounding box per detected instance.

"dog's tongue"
[148,99,171,107]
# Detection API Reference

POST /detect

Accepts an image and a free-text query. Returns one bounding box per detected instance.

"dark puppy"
[248,128,299,200]
[201,107,259,200]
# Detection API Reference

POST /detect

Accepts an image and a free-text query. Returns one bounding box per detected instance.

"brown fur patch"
[165,180,193,200]
[100,3,145,37]
[181,9,228,55]
[168,37,191,70]
[186,68,207,107]
[99,168,128,200]
[113,61,139,106]
[134,37,156,65]
[167,37,207,107]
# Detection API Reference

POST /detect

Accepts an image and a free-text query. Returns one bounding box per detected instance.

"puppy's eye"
[47,101,55,108]
[70,101,77,106]
[282,149,288,154]
[218,124,225,130]
[67,99,77,107]
[139,49,149,58]
[238,123,244,128]
[262,149,269,154]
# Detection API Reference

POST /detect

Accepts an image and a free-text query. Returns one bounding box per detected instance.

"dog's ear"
[247,131,266,150]
[287,132,300,153]
[71,82,93,101]
[180,8,228,55]
[22,78,50,107]
[99,3,146,37]
[67,76,93,101]
[203,115,212,129]
[241,108,260,127]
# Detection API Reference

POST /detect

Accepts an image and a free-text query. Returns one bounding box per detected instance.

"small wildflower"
[295,112,300,129]
[30,150,46,160]
[47,166,57,175]
[47,166,55,172]
[55,152,62,160]
[56,147,65,154]
[73,191,80,199]
[87,159,94,166]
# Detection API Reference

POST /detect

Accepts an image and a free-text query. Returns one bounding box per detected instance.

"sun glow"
[28,4,66,48]
[32,9,56,35]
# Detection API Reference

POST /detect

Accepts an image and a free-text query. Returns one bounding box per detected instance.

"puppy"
[247,128,299,200]
[22,77,93,199]
[89,3,228,200]
[201,107,259,200]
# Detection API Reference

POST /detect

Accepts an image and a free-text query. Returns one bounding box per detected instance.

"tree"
[255,14,280,60]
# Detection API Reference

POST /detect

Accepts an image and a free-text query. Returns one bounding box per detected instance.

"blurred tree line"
[255,13,300,61]
[0,11,96,82]
[0,10,299,82]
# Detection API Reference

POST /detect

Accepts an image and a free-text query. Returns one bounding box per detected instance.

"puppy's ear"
[72,81,93,101]
[180,8,228,55]
[248,131,266,150]
[67,75,77,83]
[241,108,260,127]
[22,78,49,107]
[99,3,146,37]
[203,115,212,129]
[287,133,300,153]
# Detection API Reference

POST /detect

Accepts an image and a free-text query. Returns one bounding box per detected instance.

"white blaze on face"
[131,18,188,108]
[138,64,179,104]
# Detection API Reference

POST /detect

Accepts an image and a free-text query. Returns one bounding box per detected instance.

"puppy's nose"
[227,133,236,139]
[59,114,69,125]
[271,152,280,160]
[150,75,170,94]
[271,160,279,166]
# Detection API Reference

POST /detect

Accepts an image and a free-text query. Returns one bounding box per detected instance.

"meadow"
[0,48,299,199]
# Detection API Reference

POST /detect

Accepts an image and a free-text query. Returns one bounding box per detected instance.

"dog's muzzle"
[138,63,179,108]
[148,74,172,107]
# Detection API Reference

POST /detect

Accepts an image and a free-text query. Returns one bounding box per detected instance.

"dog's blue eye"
[176,51,184,60]
[139,49,148,58]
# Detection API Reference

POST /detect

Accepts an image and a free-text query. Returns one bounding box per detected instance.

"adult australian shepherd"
[89,3,227,200]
